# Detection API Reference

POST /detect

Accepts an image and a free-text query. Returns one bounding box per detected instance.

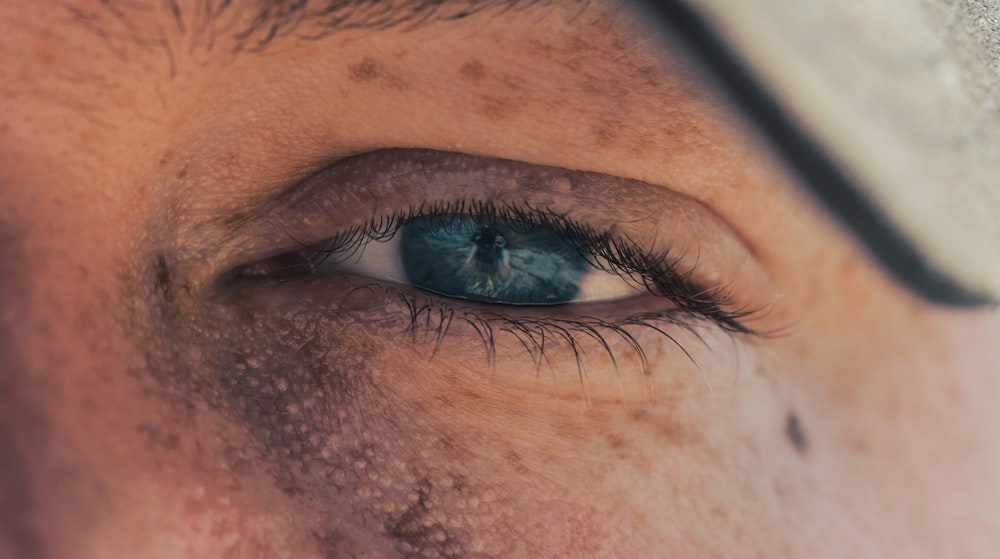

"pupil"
[400,215,588,305]
[472,227,505,274]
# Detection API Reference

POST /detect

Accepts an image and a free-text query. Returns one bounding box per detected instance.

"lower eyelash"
[382,283,720,384]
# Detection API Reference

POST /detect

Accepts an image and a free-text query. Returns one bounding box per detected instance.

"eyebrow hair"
[70,0,548,64]
[232,0,542,51]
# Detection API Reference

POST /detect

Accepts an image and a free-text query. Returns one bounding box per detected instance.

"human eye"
[309,206,647,306]
[221,149,770,403]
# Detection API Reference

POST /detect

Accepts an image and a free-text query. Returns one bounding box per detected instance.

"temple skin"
[2,0,1000,558]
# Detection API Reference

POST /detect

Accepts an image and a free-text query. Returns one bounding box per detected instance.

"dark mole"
[384,478,463,557]
[153,254,173,303]
[387,507,426,545]
[785,412,808,455]
[347,58,379,82]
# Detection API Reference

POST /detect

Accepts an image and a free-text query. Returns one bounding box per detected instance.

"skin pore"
[2,0,1000,558]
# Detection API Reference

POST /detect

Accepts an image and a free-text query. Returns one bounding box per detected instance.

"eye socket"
[211,150,774,403]
[311,214,644,306]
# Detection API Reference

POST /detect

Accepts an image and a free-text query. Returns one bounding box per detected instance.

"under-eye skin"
[217,149,768,390]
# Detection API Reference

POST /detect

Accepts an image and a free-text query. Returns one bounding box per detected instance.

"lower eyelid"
[222,271,747,404]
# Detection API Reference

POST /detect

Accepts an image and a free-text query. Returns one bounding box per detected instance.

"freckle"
[480,96,515,121]
[502,449,523,467]
[175,165,189,180]
[527,39,555,56]
[709,504,728,520]
[348,58,379,82]
[163,433,180,450]
[592,125,619,148]
[34,41,56,66]
[459,60,486,83]
[848,434,870,455]
[785,411,808,455]
[605,433,626,450]
[630,408,698,447]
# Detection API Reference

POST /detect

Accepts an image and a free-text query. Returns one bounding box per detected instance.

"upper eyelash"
[302,198,759,334]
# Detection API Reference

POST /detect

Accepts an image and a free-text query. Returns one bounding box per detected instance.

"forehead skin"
[2,1,1000,559]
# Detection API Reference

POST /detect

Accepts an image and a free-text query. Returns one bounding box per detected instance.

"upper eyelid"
[230,149,739,253]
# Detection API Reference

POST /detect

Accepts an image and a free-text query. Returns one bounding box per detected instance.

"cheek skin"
[142,282,624,557]
[13,189,997,559]
[128,253,827,559]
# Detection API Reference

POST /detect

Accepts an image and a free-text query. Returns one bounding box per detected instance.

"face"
[2,1,999,557]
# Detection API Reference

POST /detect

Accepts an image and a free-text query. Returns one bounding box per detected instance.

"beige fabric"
[689,0,1000,299]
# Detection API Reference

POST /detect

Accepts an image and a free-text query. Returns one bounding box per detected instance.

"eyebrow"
[71,0,545,61]
[233,0,541,51]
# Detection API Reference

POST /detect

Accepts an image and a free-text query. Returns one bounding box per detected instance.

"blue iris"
[400,216,588,304]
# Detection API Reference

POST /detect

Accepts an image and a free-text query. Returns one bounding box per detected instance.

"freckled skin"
[349,58,381,82]
[2,0,1000,558]
[141,271,710,556]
